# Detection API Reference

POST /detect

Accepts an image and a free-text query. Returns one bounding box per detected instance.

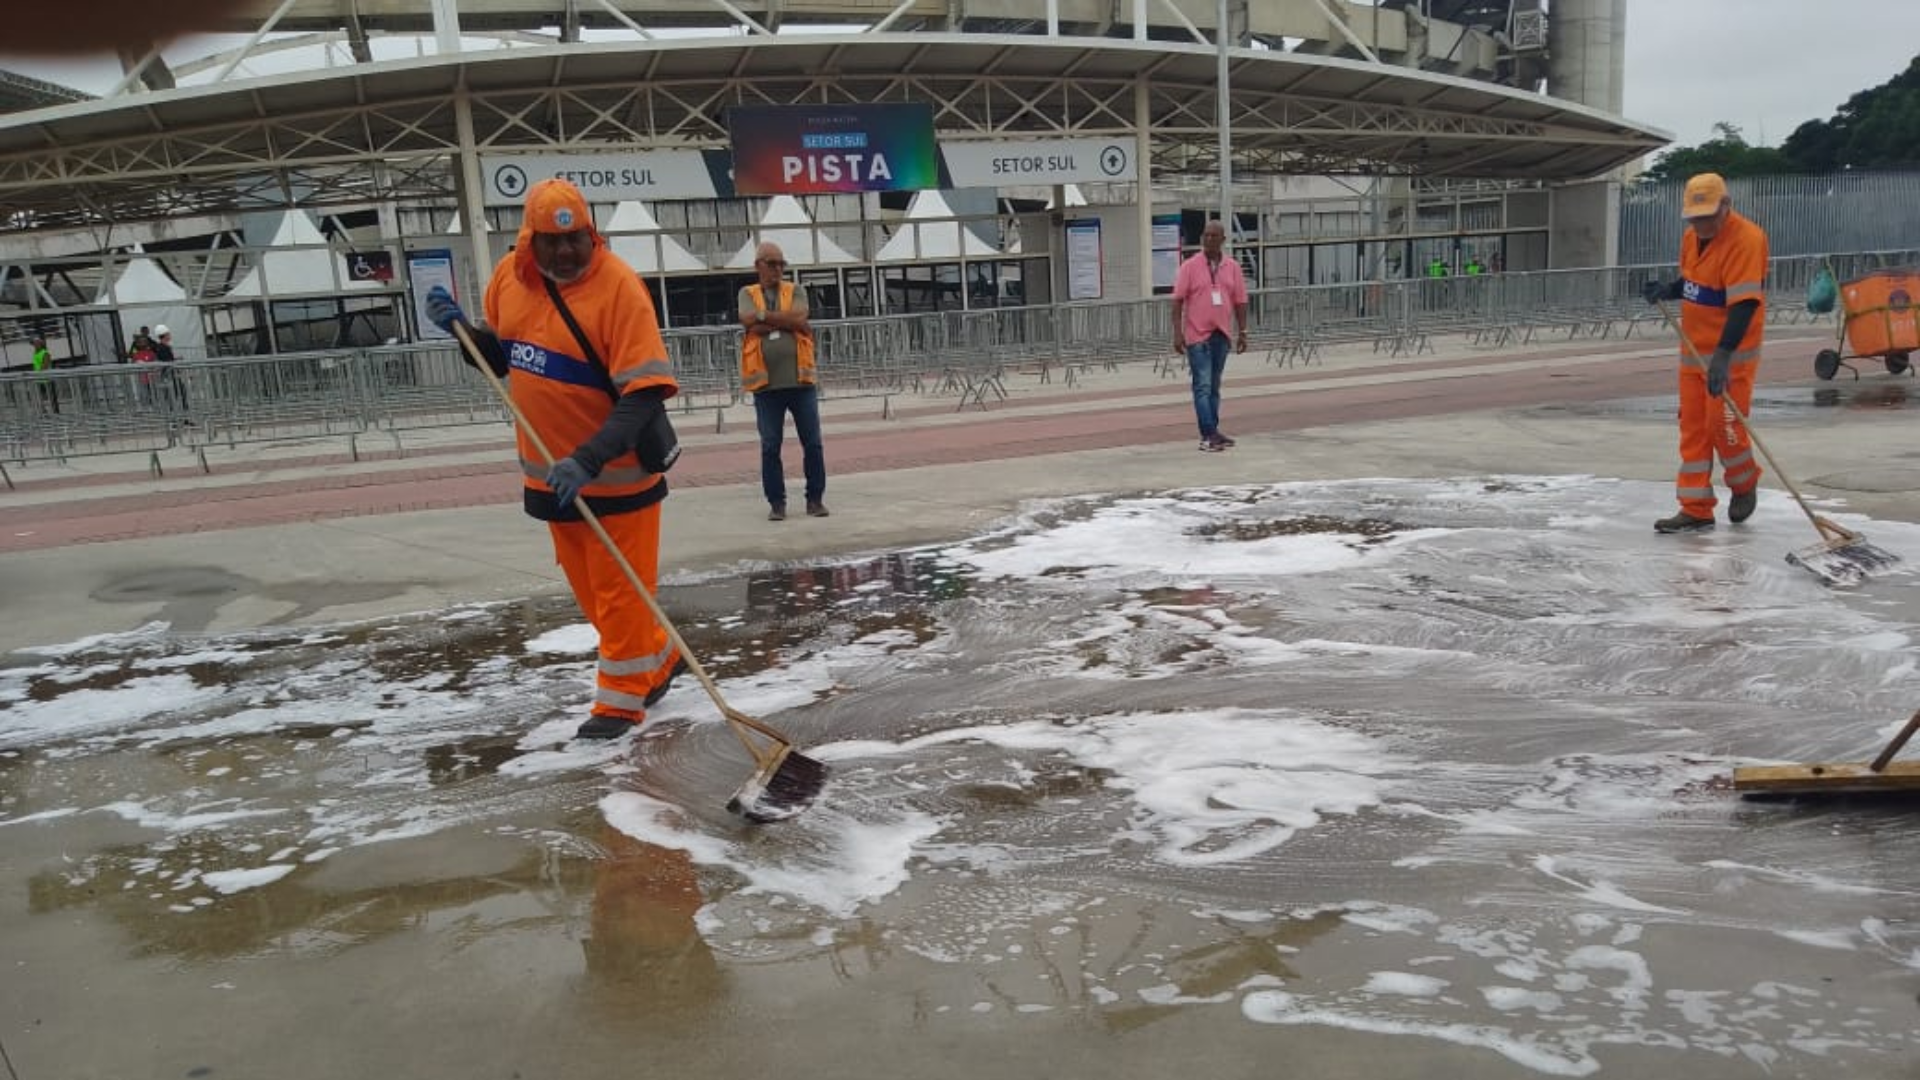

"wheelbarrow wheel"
[1888,353,1911,375]
[1814,349,1843,380]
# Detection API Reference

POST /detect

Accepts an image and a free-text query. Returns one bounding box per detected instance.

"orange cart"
[1814,267,1920,380]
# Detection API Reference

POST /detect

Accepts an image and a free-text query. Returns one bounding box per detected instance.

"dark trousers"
[753,385,826,508]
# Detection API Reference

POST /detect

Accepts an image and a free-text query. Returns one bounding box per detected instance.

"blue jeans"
[754,386,826,507]
[1185,331,1232,437]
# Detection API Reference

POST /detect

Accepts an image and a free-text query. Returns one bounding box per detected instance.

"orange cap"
[523,178,593,234]
[1681,173,1728,219]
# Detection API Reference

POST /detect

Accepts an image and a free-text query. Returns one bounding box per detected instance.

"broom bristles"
[726,745,830,824]
[1787,535,1903,586]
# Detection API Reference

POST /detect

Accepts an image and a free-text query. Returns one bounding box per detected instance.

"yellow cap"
[1682,173,1728,218]
[524,178,593,234]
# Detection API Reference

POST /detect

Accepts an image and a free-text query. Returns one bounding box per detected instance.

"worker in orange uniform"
[425,179,685,740]
[1640,173,1769,534]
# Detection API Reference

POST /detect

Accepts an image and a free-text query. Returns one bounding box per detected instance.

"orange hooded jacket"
[483,179,678,520]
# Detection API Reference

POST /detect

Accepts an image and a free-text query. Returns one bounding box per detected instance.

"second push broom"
[450,321,828,823]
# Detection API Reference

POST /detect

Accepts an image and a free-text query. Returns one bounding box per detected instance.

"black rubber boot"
[1654,511,1715,534]
[1728,489,1757,524]
[574,714,636,740]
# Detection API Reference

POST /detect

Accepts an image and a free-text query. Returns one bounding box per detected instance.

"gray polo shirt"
[739,283,808,391]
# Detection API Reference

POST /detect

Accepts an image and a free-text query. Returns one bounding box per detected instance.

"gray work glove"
[425,286,467,333]
[546,457,593,507]
[1706,347,1731,397]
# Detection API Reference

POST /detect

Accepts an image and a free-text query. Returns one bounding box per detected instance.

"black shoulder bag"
[543,278,680,474]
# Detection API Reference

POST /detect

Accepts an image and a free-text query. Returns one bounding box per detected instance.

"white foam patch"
[1773,929,1856,951]
[201,864,296,894]
[818,708,1398,868]
[1243,989,1600,1076]
[601,790,944,918]
[952,491,1450,585]
[525,623,597,655]
[1363,971,1449,997]
[0,674,229,747]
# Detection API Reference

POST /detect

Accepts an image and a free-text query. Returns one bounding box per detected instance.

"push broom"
[1656,301,1901,586]
[450,321,828,823]
[1732,707,1920,796]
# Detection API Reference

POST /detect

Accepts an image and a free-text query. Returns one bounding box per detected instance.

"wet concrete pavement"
[5,329,1920,1079]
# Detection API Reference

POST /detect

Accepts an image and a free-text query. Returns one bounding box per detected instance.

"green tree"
[1641,122,1791,183]
[1781,54,1920,171]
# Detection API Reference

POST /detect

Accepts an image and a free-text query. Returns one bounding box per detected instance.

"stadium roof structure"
[0,26,1666,236]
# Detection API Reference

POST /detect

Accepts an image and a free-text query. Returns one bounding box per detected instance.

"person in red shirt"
[1169,219,1251,452]
[1640,173,1769,534]
[426,179,685,740]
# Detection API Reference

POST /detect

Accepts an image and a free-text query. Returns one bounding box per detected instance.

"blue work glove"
[425,285,467,333]
[1706,348,1731,397]
[1640,279,1666,306]
[546,457,593,507]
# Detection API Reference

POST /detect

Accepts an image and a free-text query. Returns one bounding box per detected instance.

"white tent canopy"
[604,201,707,273]
[95,247,207,360]
[876,190,998,261]
[225,210,388,298]
[725,196,857,268]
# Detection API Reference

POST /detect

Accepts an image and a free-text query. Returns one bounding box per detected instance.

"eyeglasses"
[758,259,787,268]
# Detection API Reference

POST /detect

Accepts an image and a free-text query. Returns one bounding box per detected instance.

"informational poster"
[406,248,457,341]
[728,103,939,195]
[1066,218,1103,301]
[1150,213,1182,291]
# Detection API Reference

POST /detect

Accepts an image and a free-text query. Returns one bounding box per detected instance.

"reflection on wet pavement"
[5,477,1920,1078]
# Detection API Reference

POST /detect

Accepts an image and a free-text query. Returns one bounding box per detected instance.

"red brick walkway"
[0,337,1817,552]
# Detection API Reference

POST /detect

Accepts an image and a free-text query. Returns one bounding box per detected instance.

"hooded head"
[514,178,604,287]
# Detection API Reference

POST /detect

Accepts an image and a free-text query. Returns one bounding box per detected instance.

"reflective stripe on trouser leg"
[1674,367,1720,518]
[1674,364,1760,517]
[1718,365,1761,495]
[548,504,678,721]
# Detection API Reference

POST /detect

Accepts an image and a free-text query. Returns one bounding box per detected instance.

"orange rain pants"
[549,502,679,721]
[1674,360,1762,519]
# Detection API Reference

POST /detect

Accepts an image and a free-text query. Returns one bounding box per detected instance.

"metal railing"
[5,249,1916,484]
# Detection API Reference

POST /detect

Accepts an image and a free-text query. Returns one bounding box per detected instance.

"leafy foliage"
[1641,123,1789,183]
[1643,54,1920,180]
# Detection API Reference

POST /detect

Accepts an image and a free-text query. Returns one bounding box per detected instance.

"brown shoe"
[806,500,830,517]
[768,504,786,521]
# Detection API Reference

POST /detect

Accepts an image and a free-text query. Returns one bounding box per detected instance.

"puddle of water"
[6,479,1920,1078]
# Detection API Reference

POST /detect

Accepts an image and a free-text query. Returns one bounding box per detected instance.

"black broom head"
[726,745,830,824]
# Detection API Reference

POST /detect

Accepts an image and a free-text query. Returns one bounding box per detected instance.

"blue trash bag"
[1807,267,1838,314]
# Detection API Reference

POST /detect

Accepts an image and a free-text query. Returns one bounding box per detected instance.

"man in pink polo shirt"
[1170,219,1251,452]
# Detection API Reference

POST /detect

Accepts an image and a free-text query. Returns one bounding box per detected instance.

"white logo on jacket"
[508,342,550,374]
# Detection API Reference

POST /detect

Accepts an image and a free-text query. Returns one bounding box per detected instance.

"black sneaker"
[644,657,690,708]
[1728,489,1757,523]
[1213,431,1237,447]
[768,504,787,522]
[1197,437,1224,453]
[1654,511,1715,534]
[574,714,637,740]
[806,499,830,517]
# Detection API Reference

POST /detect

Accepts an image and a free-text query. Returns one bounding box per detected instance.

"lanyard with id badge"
[1208,258,1227,307]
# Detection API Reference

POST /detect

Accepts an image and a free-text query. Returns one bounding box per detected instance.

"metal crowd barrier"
[6,249,1918,483]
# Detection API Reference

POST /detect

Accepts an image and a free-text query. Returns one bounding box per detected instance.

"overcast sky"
[2,2,1917,157]
[1623,0,1920,146]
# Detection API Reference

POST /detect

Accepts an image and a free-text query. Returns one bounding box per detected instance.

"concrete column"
[1548,179,1620,269]
[1136,79,1153,299]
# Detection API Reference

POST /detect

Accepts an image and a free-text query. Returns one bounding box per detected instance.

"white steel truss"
[0,35,1661,234]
